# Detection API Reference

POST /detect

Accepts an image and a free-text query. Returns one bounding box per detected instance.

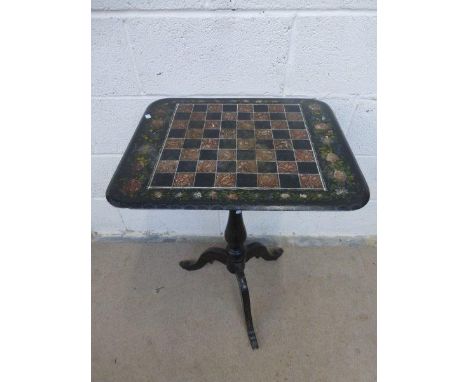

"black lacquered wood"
[235,271,258,349]
[245,242,284,262]
[178,210,282,349]
[179,247,228,270]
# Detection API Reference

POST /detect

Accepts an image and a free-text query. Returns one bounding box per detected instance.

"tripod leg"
[179,247,229,271]
[245,242,283,262]
[235,270,259,349]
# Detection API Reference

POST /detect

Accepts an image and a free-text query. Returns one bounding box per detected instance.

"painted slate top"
[106,98,369,211]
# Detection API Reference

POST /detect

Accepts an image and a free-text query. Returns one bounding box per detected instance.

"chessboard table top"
[106,98,369,211]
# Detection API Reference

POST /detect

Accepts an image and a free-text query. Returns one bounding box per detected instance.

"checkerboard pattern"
[149,103,325,190]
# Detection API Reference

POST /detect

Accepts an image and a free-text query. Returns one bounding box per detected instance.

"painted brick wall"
[91,0,376,237]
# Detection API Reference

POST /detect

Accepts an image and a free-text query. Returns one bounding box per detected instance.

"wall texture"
[91,0,376,237]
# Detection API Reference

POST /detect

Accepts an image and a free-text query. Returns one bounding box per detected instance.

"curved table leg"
[245,242,284,262]
[235,270,259,349]
[179,247,229,271]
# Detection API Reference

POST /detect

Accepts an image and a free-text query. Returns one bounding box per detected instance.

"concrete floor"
[92,239,376,382]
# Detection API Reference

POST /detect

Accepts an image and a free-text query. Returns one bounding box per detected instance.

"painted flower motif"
[133,161,145,171]
[175,192,183,198]
[314,122,330,131]
[227,193,238,201]
[193,192,202,199]
[137,144,152,154]
[280,193,290,199]
[209,191,217,200]
[323,136,333,145]
[309,103,321,112]
[299,194,307,199]
[334,170,347,183]
[123,179,141,194]
[326,153,339,163]
[335,188,348,195]
[153,191,162,199]
[151,119,164,129]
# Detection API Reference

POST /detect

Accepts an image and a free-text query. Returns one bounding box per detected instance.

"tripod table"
[106,98,369,349]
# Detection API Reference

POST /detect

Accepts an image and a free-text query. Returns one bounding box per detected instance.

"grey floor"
[92,239,376,382]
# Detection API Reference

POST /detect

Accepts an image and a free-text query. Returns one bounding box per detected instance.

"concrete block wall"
[92,1,376,237]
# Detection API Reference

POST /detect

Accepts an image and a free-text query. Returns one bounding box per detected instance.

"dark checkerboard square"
[223,104,237,112]
[297,162,318,174]
[151,173,174,187]
[238,112,252,120]
[221,120,236,129]
[183,139,201,149]
[257,161,278,173]
[206,112,221,120]
[253,104,268,112]
[160,149,180,160]
[237,174,257,187]
[276,150,295,161]
[255,139,274,149]
[177,161,197,172]
[217,161,236,172]
[199,149,218,160]
[270,112,286,120]
[203,129,220,138]
[194,173,215,187]
[237,130,254,139]
[193,104,207,112]
[168,129,186,138]
[293,140,312,149]
[284,105,300,112]
[255,121,271,129]
[279,174,300,188]
[219,139,236,149]
[272,130,291,139]
[188,120,204,129]
[237,150,255,160]
[174,112,191,120]
[288,121,306,129]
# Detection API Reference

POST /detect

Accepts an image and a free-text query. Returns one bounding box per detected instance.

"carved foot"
[235,271,259,349]
[245,242,283,262]
[179,247,229,271]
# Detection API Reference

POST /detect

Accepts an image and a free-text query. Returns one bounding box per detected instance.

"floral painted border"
[106,98,369,211]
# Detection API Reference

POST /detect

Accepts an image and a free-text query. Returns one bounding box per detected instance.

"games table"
[106,98,369,349]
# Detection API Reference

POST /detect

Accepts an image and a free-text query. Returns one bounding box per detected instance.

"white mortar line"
[122,19,143,95]
[92,10,376,18]
[92,94,377,100]
[282,13,297,97]
[92,153,122,157]
[345,99,359,136]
